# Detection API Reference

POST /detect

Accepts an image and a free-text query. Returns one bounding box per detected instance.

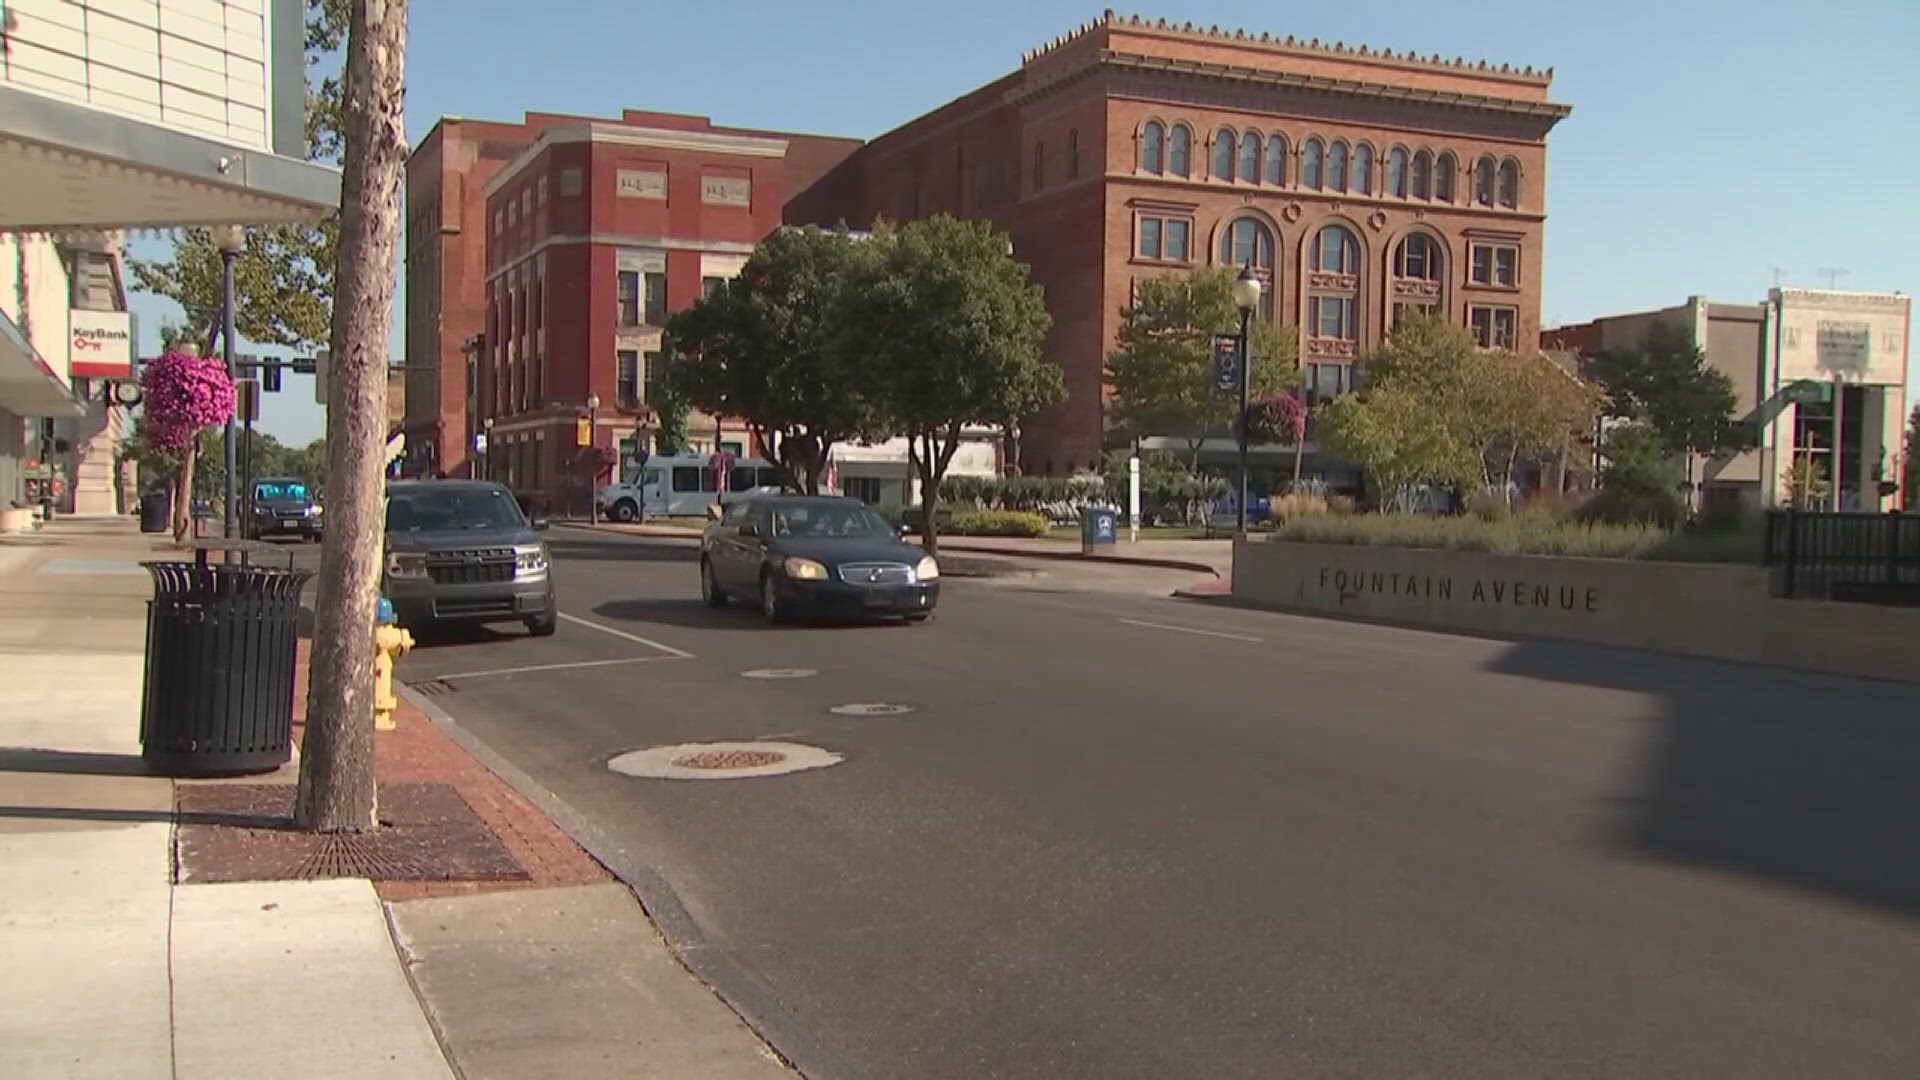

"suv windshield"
[386,488,525,532]
[255,482,310,502]
[767,503,895,539]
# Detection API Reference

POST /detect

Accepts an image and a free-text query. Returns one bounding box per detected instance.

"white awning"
[0,309,84,418]
[0,86,339,235]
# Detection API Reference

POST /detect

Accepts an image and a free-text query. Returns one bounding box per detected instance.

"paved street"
[393,527,1920,1079]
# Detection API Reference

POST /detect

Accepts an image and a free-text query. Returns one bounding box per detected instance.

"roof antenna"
[1816,267,1849,289]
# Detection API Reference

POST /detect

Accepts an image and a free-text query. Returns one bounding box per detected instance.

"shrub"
[1574,486,1686,528]
[1269,492,1329,520]
[946,510,1051,538]
[1266,510,1759,562]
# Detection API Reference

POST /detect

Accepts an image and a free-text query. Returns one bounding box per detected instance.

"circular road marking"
[608,741,843,780]
[741,668,818,680]
[828,703,916,717]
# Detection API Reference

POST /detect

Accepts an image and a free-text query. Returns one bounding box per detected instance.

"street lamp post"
[483,417,495,482]
[585,393,600,525]
[1231,265,1263,536]
[212,225,245,538]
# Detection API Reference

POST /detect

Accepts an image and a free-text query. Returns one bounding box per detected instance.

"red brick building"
[787,13,1572,474]
[405,110,859,502]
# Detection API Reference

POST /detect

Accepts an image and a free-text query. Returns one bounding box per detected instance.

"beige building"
[1545,289,1911,511]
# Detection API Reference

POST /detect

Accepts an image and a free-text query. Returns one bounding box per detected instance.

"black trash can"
[139,560,312,776]
[139,488,172,533]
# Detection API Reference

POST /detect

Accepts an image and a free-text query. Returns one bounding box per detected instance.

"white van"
[596,454,787,521]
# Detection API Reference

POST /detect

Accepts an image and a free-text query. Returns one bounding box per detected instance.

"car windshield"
[386,488,525,531]
[767,503,895,539]
[255,482,309,502]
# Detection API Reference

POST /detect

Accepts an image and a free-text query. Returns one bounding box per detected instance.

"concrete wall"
[1232,538,1920,684]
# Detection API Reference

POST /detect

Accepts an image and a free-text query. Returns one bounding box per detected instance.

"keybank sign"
[69,309,133,376]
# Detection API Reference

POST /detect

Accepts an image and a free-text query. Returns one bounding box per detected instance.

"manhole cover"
[828,703,916,717]
[609,741,842,780]
[673,749,786,769]
[742,668,817,680]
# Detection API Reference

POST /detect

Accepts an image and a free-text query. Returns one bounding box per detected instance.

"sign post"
[1128,454,1141,543]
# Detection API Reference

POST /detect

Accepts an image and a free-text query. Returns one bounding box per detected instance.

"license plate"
[863,589,903,607]
[281,519,299,528]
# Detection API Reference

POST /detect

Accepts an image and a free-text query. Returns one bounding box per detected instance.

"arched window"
[1434,152,1456,202]
[1302,138,1324,190]
[1168,125,1191,177]
[1312,224,1359,275]
[1239,133,1262,184]
[1386,148,1408,198]
[1139,122,1164,174]
[1265,133,1287,186]
[1033,141,1045,192]
[1395,233,1441,281]
[1411,150,1432,200]
[1213,129,1236,181]
[1474,156,1497,206]
[1353,145,1374,195]
[1218,217,1277,319]
[1067,130,1080,180]
[1498,159,1520,208]
[1328,141,1349,193]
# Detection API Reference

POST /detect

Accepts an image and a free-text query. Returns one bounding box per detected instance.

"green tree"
[129,0,346,349]
[665,227,889,493]
[850,215,1060,554]
[648,362,691,457]
[1591,323,1754,459]
[1317,384,1469,511]
[1105,268,1298,465]
[1903,405,1918,510]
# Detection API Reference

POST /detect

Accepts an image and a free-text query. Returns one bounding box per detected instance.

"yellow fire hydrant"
[373,602,414,731]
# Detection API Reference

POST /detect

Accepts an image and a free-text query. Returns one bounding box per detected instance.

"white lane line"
[557,612,696,658]
[1116,618,1263,643]
[433,655,688,681]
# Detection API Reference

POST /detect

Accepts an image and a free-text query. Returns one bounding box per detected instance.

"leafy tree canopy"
[1590,322,1753,458]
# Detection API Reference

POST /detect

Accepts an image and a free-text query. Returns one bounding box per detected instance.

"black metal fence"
[1764,510,1920,604]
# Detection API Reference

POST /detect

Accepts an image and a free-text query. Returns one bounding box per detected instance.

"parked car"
[701,495,938,624]
[381,480,556,636]
[246,477,322,540]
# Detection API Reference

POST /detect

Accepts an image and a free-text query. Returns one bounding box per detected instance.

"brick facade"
[787,14,1571,473]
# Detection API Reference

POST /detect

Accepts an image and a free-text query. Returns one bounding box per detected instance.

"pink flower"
[140,350,235,455]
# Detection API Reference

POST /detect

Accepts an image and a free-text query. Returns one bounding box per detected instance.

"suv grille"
[426,548,516,585]
[839,562,913,587]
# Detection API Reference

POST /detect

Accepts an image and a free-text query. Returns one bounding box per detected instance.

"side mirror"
[531,518,550,531]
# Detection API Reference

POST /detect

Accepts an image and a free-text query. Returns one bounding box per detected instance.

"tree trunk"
[171,442,197,544]
[295,0,406,834]
[1291,437,1304,488]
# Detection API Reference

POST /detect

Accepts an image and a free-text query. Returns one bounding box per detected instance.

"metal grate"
[425,548,516,585]
[838,562,913,587]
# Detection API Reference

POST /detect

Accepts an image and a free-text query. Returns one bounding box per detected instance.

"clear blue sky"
[133,0,1919,445]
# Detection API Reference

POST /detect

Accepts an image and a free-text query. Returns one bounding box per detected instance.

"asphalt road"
[394,526,1920,1079]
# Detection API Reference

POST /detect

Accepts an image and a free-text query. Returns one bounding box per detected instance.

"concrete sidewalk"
[0,517,796,1078]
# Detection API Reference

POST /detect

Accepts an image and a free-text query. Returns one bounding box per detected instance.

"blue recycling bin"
[1081,506,1118,554]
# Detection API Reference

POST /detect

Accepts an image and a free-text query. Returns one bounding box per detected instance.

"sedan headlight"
[515,545,549,577]
[783,557,828,581]
[385,552,428,579]
[915,556,939,582]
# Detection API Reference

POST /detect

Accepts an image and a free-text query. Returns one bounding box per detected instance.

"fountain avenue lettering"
[1317,566,1600,614]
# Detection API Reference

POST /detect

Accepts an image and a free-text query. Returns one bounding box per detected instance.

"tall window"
[616,271,639,325]
[1474,156,1497,206]
[1386,148,1408,197]
[1138,215,1193,261]
[1305,362,1352,404]
[1213,129,1236,181]
[643,271,667,324]
[1353,145,1374,195]
[1328,141,1349,192]
[1138,218,1162,259]
[1435,152,1457,202]
[1312,224,1359,275]
[1309,296,1356,340]
[1218,217,1276,318]
[1264,133,1287,185]
[1411,150,1432,200]
[616,350,641,408]
[1168,124,1191,177]
[1068,130,1080,180]
[702,275,726,300]
[1033,141,1045,191]
[1395,233,1441,281]
[1140,121,1165,174]
[1469,304,1517,349]
[642,351,664,403]
[1239,133,1262,184]
[1498,159,1520,208]
[1302,139,1324,189]
[1469,242,1519,287]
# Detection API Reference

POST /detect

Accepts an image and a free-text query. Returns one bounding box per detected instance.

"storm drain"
[828,703,916,717]
[608,741,843,780]
[741,668,817,680]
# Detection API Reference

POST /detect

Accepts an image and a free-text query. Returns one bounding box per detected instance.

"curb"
[937,541,1222,577]
[396,681,856,1080]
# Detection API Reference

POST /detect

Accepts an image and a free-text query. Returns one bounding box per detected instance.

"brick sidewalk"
[286,638,610,901]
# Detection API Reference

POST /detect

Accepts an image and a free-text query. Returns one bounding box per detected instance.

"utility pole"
[296,0,408,834]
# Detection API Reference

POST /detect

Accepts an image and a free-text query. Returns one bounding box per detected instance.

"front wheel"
[701,558,728,607]
[611,499,639,523]
[525,611,558,637]
[760,571,787,625]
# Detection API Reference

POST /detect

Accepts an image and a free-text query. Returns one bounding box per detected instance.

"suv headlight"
[915,556,939,582]
[783,557,828,581]
[515,545,549,577]
[386,553,428,579]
